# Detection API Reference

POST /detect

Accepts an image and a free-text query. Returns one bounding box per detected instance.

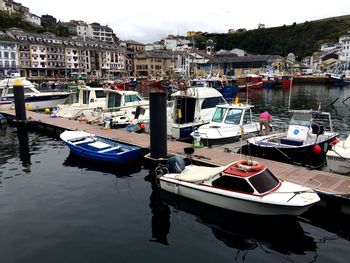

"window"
[95,90,106,98]
[201,97,226,109]
[212,176,254,194]
[125,95,141,103]
[211,107,227,122]
[249,169,279,194]
[107,93,121,108]
[225,109,242,124]
[243,109,252,124]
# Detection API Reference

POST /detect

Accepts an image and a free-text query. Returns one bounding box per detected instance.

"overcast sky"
[20,0,349,43]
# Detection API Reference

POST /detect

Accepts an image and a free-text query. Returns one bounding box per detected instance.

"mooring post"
[150,92,167,159]
[13,79,27,122]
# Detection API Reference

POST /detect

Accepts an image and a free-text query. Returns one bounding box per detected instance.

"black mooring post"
[13,79,27,122]
[150,92,167,159]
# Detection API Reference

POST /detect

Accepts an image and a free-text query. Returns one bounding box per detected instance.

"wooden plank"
[2,109,350,196]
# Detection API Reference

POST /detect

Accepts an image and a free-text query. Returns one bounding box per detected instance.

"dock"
[1,109,350,199]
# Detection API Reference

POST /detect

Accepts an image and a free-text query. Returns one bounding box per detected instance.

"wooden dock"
[2,109,350,197]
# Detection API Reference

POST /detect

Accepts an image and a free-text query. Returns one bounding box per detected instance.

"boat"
[193,101,262,146]
[326,135,350,175]
[56,85,106,118]
[246,110,339,168]
[237,74,263,90]
[0,77,71,110]
[156,156,320,216]
[60,130,141,164]
[167,85,228,139]
[189,75,238,99]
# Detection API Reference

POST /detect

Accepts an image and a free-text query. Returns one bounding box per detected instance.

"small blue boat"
[60,130,141,164]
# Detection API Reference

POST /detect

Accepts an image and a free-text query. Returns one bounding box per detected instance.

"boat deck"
[2,109,350,196]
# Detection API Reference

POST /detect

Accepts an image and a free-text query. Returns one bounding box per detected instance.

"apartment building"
[134,51,171,77]
[0,0,29,13]
[0,31,17,77]
[339,34,350,61]
[6,29,127,78]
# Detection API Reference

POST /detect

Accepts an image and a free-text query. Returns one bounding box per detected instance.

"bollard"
[150,92,167,159]
[13,79,27,122]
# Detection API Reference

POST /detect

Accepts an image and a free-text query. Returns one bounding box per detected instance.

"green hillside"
[0,10,70,37]
[193,15,350,59]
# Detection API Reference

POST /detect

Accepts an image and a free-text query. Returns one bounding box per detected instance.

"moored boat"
[246,110,339,168]
[60,130,141,164]
[0,77,72,110]
[156,157,320,216]
[326,135,350,175]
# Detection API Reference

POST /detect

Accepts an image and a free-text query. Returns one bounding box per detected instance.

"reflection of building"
[0,31,17,77]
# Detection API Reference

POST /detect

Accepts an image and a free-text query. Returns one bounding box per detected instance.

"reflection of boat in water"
[158,190,317,255]
[63,151,142,177]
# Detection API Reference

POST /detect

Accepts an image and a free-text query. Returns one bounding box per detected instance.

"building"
[0,30,18,77]
[258,23,265,29]
[88,23,114,43]
[0,0,29,13]
[339,34,350,61]
[124,40,145,53]
[134,51,171,77]
[203,55,286,76]
[216,48,246,57]
[6,28,128,78]
[187,50,212,76]
[24,13,41,27]
[41,14,57,25]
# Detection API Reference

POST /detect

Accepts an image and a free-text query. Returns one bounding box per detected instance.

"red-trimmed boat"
[157,157,320,216]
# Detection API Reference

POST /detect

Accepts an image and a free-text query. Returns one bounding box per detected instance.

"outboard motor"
[167,155,185,173]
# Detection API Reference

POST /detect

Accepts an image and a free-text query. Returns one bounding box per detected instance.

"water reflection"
[62,152,142,178]
[17,125,31,173]
[156,190,317,259]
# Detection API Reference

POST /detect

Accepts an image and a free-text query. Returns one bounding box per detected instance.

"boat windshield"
[224,109,242,124]
[212,107,227,122]
[248,168,280,194]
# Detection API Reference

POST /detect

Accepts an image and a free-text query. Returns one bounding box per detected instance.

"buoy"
[312,145,322,155]
[139,123,145,129]
[44,108,51,113]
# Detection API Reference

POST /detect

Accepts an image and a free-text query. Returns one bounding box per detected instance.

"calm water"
[1,85,350,263]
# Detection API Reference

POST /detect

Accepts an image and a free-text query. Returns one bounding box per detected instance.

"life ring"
[235,160,263,172]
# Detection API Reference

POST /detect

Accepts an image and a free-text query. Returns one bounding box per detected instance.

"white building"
[24,13,41,27]
[0,31,18,77]
[339,35,350,61]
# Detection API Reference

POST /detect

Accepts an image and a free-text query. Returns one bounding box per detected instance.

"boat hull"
[246,137,337,167]
[160,178,314,216]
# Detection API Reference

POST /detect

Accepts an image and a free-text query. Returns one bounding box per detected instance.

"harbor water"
[1,84,350,263]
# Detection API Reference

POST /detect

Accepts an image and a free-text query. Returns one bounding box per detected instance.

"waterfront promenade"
[1,109,350,198]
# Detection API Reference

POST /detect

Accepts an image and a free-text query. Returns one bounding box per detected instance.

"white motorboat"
[326,135,350,175]
[56,85,106,118]
[156,157,320,216]
[193,101,261,146]
[0,77,71,110]
[168,86,228,139]
[246,110,339,168]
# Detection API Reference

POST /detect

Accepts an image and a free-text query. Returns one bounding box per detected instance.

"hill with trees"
[193,15,350,59]
[0,10,70,37]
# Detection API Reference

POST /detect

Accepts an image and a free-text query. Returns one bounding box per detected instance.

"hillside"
[193,15,350,59]
[0,10,70,37]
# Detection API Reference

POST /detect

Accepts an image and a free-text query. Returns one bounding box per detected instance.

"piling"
[13,79,27,122]
[149,92,167,159]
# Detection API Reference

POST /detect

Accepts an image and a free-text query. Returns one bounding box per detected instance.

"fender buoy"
[235,160,264,172]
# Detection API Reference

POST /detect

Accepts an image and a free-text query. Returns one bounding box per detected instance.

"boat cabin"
[280,110,334,146]
[75,86,106,106]
[105,89,148,110]
[215,164,281,195]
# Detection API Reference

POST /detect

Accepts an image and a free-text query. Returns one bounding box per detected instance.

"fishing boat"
[60,130,141,164]
[0,77,71,110]
[246,110,339,168]
[156,157,320,216]
[193,101,261,146]
[56,85,106,118]
[326,135,350,175]
[168,85,228,139]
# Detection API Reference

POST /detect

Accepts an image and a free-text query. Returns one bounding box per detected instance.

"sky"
[20,0,350,43]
